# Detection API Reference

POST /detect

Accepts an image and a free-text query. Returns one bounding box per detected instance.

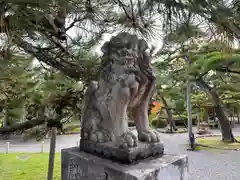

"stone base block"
[61,147,188,180]
[80,139,164,164]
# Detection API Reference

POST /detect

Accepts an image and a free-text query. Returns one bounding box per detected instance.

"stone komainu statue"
[80,32,160,150]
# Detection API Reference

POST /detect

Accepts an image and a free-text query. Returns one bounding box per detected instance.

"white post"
[6,142,9,154]
[76,140,79,147]
[41,141,44,153]
[3,108,7,127]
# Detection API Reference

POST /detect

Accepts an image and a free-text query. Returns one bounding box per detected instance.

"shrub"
[21,126,47,141]
[151,118,168,128]
[173,114,197,126]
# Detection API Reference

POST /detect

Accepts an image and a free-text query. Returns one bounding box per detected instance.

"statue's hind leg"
[132,77,160,143]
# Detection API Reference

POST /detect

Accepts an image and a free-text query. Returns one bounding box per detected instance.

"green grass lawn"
[176,128,187,133]
[197,136,240,150]
[0,153,61,180]
[64,127,80,134]
[63,123,80,134]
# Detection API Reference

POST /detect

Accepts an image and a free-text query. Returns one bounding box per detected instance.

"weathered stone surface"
[80,32,161,159]
[80,140,164,164]
[61,147,188,180]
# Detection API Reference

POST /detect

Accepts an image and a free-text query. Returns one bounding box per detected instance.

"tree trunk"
[160,95,178,131]
[213,108,216,123]
[197,107,200,129]
[214,105,235,142]
[196,79,236,142]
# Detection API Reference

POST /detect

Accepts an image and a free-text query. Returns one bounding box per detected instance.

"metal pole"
[187,81,195,150]
[184,55,195,150]
[187,81,192,136]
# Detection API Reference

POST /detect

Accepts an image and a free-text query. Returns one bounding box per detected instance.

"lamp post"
[187,81,195,150]
[187,81,192,135]
[185,55,195,150]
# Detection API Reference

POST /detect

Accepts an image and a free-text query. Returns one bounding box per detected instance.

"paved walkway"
[1,126,240,180]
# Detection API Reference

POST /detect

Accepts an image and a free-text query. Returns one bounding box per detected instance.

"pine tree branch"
[65,15,88,31]
[217,68,240,74]
[16,38,86,81]
[0,118,46,135]
[113,0,132,21]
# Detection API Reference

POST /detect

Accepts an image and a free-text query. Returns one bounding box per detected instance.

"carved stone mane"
[80,32,163,164]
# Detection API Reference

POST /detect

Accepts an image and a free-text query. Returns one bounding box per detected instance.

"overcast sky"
[66,19,164,56]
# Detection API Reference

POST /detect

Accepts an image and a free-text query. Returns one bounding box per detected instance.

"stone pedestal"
[61,147,188,180]
[80,140,164,164]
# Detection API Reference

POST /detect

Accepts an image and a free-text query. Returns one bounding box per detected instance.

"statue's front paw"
[89,130,112,143]
[138,129,160,143]
[116,131,138,149]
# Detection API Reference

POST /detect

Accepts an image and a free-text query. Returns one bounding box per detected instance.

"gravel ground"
[162,127,240,180]
[1,126,240,180]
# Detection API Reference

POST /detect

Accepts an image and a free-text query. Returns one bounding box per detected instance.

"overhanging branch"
[16,38,86,81]
[216,67,240,74]
[0,118,45,134]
